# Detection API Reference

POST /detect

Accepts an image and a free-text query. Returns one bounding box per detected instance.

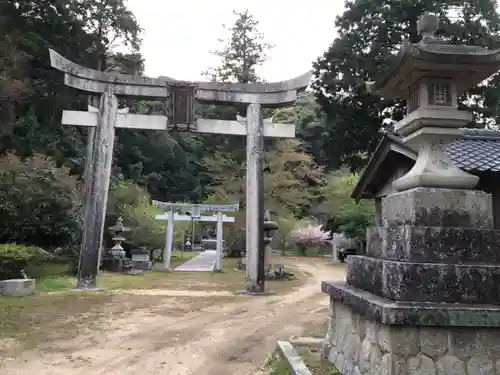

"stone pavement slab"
[174,250,216,272]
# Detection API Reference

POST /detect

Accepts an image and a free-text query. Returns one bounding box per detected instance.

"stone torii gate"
[152,201,239,271]
[154,214,235,271]
[48,49,311,292]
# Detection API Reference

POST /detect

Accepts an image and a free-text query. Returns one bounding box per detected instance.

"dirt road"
[1,258,345,375]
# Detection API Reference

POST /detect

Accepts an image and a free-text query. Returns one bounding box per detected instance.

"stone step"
[366,226,500,264]
[322,280,500,327]
[346,255,500,305]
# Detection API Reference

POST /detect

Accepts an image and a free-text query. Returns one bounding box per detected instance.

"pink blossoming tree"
[289,225,330,256]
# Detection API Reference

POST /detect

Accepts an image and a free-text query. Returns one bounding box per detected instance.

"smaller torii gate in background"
[49,49,310,293]
[153,201,239,271]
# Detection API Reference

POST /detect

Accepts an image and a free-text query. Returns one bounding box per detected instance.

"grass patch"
[266,346,338,375]
[161,257,305,294]
[296,346,339,375]
[30,255,305,294]
[267,352,291,375]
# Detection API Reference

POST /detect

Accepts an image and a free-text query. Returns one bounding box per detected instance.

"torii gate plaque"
[48,49,311,293]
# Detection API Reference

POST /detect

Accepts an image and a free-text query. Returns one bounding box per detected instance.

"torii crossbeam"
[48,49,311,293]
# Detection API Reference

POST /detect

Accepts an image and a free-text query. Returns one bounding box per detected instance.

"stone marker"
[0,279,36,296]
[322,13,500,374]
[131,248,152,270]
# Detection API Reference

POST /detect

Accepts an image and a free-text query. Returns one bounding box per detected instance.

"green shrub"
[0,152,83,249]
[121,197,166,249]
[0,244,51,280]
[107,181,165,250]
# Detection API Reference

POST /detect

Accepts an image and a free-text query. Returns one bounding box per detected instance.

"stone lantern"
[101,217,133,273]
[236,210,278,273]
[263,210,278,274]
[108,217,129,258]
[366,14,500,192]
[322,13,500,374]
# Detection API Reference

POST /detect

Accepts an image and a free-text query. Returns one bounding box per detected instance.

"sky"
[126,0,346,82]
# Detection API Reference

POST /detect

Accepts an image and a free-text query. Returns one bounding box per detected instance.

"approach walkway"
[174,250,216,272]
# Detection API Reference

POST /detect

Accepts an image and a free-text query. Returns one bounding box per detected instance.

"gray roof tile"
[445,130,500,173]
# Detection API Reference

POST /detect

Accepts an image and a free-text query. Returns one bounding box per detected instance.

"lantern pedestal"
[393,128,478,192]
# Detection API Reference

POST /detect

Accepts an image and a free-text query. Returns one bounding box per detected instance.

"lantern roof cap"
[366,13,500,99]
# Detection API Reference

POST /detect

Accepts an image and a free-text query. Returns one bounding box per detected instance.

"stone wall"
[322,299,500,375]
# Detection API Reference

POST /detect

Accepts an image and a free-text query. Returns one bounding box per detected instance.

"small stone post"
[215,211,223,271]
[163,210,174,270]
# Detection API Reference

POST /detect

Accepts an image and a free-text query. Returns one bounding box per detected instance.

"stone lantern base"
[322,187,500,374]
[321,299,500,375]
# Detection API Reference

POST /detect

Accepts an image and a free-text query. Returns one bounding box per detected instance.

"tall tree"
[272,91,329,167]
[204,9,273,84]
[0,34,31,134]
[200,9,274,191]
[313,0,500,171]
[71,0,142,71]
[316,171,375,243]
[0,0,98,168]
[203,139,324,214]
[203,138,325,251]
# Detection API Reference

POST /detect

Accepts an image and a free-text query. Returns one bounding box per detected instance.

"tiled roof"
[446,129,500,172]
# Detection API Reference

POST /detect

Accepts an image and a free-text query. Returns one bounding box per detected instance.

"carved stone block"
[346,256,500,304]
[381,188,493,229]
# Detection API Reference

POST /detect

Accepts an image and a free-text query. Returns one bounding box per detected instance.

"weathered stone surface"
[321,337,331,357]
[366,226,500,264]
[449,330,480,361]
[327,346,338,364]
[408,354,437,375]
[131,260,152,270]
[346,256,500,305]
[322,280,500,327]
[466,356,495,375]
[323,300,500,374]
[381,188,493,229]
[379,353,407,375]
[479,331,500,354]
[358,340,372,373]
[436,356,465,375]
[370,343,383,371]
[0,279,36,296]
[344,333,361,364]
[420,328,449,359]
